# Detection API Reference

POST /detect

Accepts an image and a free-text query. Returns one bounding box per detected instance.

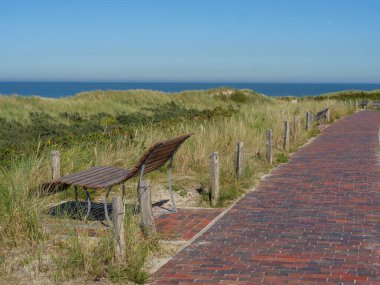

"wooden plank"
[112,196,126,263]
[305,112,309,130]
[141,160,169,175]
[138,179,156,236]
[143,141,184,161]
[145,148,177,164]
[210,152,219,206]
[135,136,189,164]
[75,168,128,187]
[61,167,124,185]
[90,173,130,188]
[61,167,117,184]
[58,166,106,182]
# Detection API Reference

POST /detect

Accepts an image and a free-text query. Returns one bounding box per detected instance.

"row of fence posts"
[208,107,331,206]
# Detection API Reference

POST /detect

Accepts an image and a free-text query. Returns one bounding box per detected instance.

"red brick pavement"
[155,208,223,240]
[149,111,380,284]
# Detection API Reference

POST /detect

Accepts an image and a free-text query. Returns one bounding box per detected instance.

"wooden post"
[138,179,156,235]
[210,152,219,206]
[326,108,331,123]
[235,142,244,178]
[305,112,309,130]
[266,129,272,165]
[51,150,61,180]
[349,99,352,108]
[355,99,358,109]
[283,121,290,151]
[112,196,126,263]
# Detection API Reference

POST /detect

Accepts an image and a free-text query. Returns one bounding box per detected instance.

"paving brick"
[149,111,380,284]
[155,208,223,240]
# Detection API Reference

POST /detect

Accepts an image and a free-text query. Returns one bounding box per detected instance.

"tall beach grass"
[0,88,354,282]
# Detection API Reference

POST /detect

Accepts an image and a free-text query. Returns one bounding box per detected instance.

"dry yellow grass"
[0,88,353,283]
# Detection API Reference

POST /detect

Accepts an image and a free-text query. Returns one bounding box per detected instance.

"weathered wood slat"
[61,167,122,185]
[136,139,186,163]
[315,108,329,122]
[129,135,190,175]
[144,149,176,165]
[58,166,104,181]
[62,167,117,184]
[142,159,170,174]
[88,174,129,189]
[79,169,129,188]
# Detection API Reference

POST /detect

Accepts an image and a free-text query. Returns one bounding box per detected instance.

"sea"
[0,82,379,98]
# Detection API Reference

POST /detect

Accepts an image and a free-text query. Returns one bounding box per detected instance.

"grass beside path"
[0,88,355,283]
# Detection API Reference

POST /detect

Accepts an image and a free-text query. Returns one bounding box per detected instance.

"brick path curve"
[150,111,380,285]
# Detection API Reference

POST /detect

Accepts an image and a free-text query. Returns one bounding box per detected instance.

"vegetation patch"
[0,88,354,283]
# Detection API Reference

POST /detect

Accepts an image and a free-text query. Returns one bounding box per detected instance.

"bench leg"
[168,157,177,213]
[84,190,91,222]
[74,186,80,217]
[104,187,112,227]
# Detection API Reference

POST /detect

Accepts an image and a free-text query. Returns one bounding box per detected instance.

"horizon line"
[1,80,380,84]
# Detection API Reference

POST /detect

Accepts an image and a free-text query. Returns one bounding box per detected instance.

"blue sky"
[1,0,379,82]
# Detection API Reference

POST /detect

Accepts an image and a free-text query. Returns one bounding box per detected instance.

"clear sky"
[1,0,379,83]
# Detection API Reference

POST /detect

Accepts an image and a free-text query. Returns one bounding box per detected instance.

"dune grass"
[0,88,354,283]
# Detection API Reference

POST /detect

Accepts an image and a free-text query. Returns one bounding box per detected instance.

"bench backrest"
[128,134,192,178]
[316,108,329,121]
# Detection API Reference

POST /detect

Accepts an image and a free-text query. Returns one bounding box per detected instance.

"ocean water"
[0,82,379,98]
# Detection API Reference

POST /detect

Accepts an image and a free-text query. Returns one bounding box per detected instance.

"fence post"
[305,112,309,130]
[138,179,156,236]
[266,129,273,165]
[235,142,244,178]
[112,196,126,263]
[210,152,220,206]
[355,99,358,109]
[283,121,290,151]
[326,108,331,123]
[51,150,61,181]
[349,99,352,108]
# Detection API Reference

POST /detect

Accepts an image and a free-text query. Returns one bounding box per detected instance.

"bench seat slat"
[73,168,128,187]
[60,167,122,185]
[57,166,105,182]
[58,166,129,189]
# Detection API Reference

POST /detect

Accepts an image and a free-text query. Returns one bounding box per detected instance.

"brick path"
[149,111,380,284]
[155,208,223,240]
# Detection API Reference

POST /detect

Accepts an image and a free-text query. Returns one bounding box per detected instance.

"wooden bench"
[315,108,329,122]
[54,134,192,225]
[360,99,368,108]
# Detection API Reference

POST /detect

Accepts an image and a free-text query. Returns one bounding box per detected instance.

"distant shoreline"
[0,82,380,98]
